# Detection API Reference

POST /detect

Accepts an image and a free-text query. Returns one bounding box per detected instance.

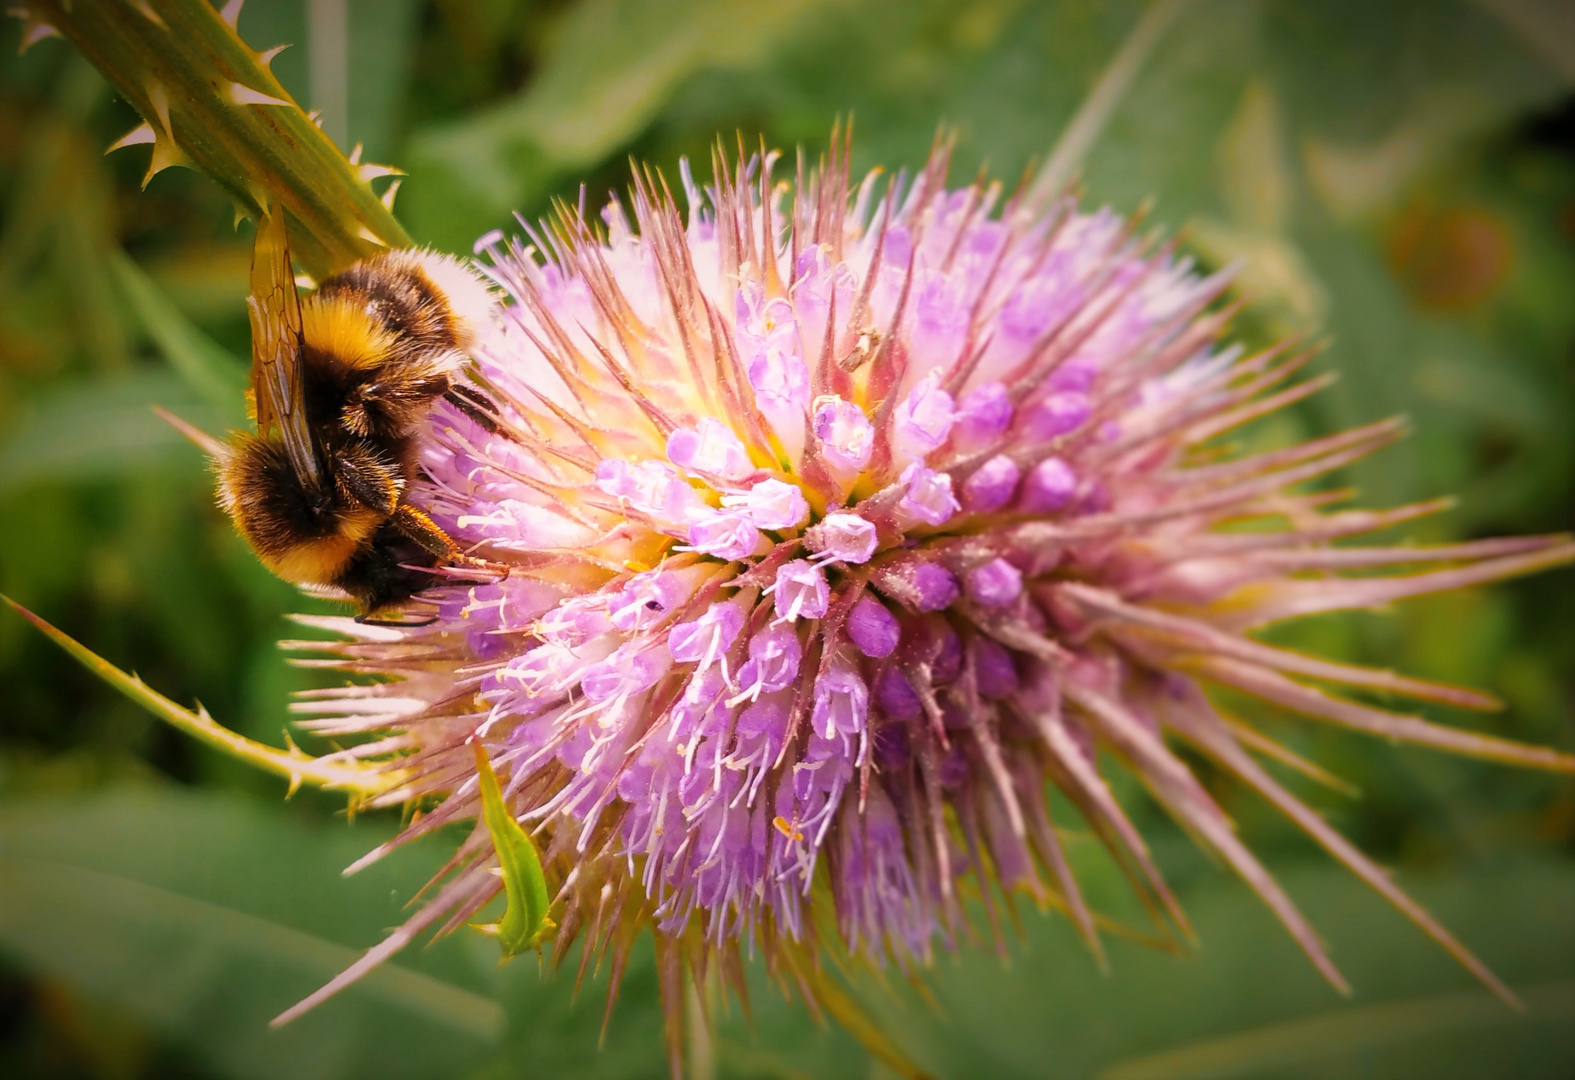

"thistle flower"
[245,129,1575,1056]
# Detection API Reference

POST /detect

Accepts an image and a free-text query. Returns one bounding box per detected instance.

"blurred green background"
[1,1,1573,1077]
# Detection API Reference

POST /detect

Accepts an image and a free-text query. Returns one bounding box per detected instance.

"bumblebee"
[219,207,500,618]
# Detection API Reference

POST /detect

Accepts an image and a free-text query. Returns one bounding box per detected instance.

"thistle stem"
[3,596,398,799]
[23,0,409,278]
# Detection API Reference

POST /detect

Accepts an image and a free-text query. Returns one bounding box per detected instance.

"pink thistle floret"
[281,132,1575,1039]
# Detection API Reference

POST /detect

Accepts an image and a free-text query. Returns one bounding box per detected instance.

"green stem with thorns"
[20,0,410,279]
[3,596,399,800]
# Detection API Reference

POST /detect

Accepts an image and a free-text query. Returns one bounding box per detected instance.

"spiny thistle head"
[274,131,1574,1054]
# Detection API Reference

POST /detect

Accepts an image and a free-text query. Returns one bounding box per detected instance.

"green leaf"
[401,0,840,248]
[1099,980,1575,1080]
[0,787,501,1080]
[0,370,226,493]
[850,854,1575,1080]
[472,742,554,958]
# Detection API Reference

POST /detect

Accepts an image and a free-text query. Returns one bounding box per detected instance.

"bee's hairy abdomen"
[219,434,382,586]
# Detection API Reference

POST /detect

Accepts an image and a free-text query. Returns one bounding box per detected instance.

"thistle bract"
[280,133,1575,1035]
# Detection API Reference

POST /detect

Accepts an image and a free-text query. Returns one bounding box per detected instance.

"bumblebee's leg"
[333,444,402,514]
[356,610,439,627]
[388,504,458,558]
[389,503,514,580]
[443,384,502,435]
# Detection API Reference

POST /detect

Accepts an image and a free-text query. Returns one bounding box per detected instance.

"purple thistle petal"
[812,657,870,740]
[891,373,956,463]
[735,624,803,697]
[772,559,830,621]
[813,395,875,473]
[898,464,960,527]
[685,509,765,560]
[808,512,878,564]
[667,417,753,480]
[722,478,810,530]
[668,599,747,666]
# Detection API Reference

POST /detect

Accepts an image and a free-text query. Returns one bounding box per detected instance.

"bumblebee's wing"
[246,206,324,491]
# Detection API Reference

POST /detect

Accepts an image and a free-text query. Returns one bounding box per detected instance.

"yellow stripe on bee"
[250,506,382,585]
[300,293,398,370]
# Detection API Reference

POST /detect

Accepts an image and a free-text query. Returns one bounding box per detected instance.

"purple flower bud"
[722,478,809,530]
[891,374,955,462]
[809,512,878,564]
[812,658,869,739]
[962,455,1021,513]
[773,559,829,621]
[972,637,1019,698]
[875,666,922,720]
[931,623,962,683]
[898,463,960,526]
[1019,457,1076,513]
[872,722,911,770]
[1047,358,1096,393]
[686,509,764,560]
[846,594,900,658]
[812,395,874,473]
[939,746,970,788]
[965,558,1023,608]
[872,561,958,613]
[668,599,746,665]
[666,417,753,480]
[1022,392,1091,440]
[911,563,959,611]
[941,698,972,730]
[953,381,1014,450]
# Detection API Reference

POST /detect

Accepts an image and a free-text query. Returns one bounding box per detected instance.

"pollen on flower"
[280,129,1575,1048]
